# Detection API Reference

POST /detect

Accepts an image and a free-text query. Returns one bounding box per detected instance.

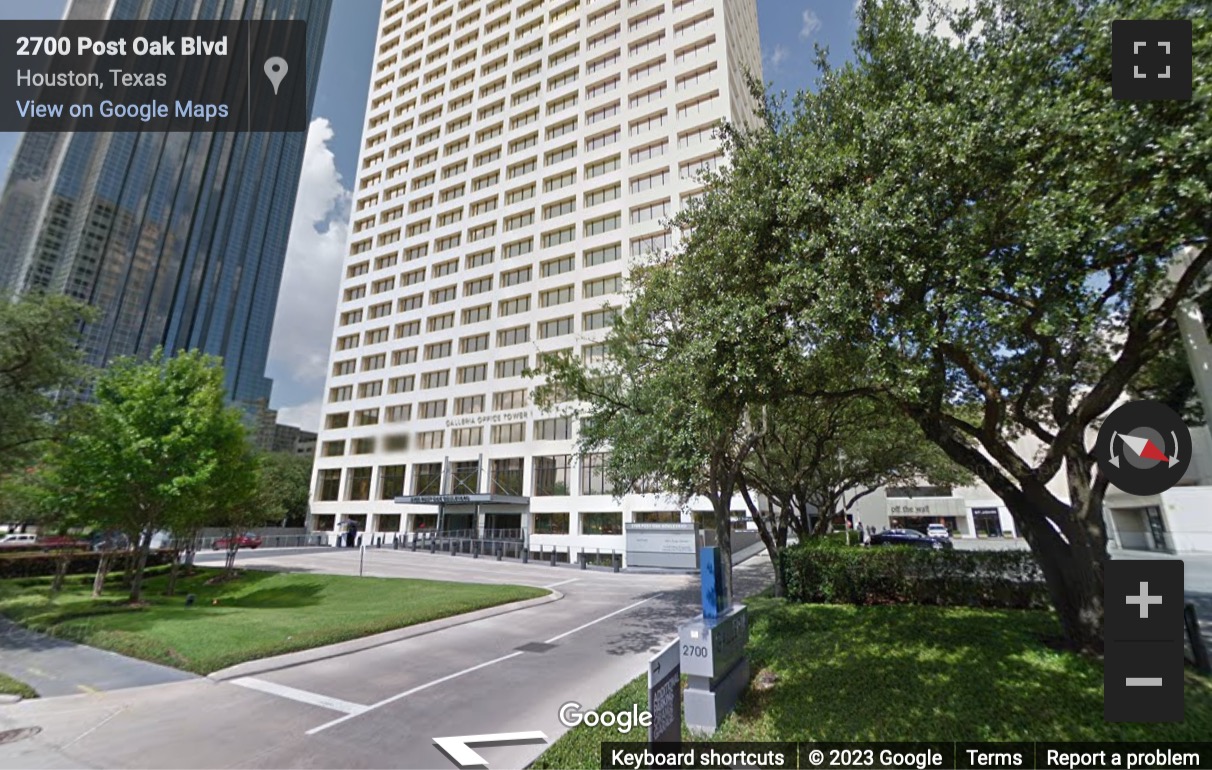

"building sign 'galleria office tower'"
[311,0,762,554]
[0,0,331,409]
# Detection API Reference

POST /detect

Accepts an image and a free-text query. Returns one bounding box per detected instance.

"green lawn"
[0,567,546,674]
[534,597,1212,769]
[0,672,38,699]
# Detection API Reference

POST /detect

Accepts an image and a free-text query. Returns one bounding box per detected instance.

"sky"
[0,0,867,431]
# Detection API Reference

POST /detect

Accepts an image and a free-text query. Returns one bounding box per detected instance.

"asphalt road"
[0,548,773,769]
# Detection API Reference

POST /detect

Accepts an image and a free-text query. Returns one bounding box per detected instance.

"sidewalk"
[0,617,195,698]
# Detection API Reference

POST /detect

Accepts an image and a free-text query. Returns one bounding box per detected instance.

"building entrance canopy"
[394,494,529,506]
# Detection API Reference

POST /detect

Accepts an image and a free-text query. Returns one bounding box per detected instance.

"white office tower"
[310,0,762,558]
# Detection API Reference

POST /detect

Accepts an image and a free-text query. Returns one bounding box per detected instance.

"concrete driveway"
[0,549,772,769]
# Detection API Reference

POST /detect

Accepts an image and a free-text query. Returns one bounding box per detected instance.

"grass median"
[0,672,38,699]
[0,567,546,675]
[534,597,1212,769]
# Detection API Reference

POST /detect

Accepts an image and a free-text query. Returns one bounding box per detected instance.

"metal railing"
[194,533,327,551]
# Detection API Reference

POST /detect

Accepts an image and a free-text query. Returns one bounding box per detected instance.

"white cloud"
[278,398,325,435]
[266,117,350,432]
[765,43,790,71]
[799,8,822,41]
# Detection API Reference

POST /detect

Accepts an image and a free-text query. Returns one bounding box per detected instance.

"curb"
[0,695,23,705]
[208,589,563,681]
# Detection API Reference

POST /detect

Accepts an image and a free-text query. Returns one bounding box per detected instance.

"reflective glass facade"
[0,0,332,406]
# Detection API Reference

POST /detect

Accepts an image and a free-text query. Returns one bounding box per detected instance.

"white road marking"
[231,676,368,715]
[306,651,524,735]
[433,731,549,768]
[543,598,649,644]
[305,597,653,735]
[543,578,580,588]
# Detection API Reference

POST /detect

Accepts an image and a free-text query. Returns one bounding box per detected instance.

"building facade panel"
[311,0,762,557]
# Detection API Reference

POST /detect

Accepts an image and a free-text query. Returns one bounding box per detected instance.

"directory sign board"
[625,523,699,569]
[648,639,681,745]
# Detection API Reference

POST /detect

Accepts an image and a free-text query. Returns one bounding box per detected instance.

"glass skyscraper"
[0,0,332,407]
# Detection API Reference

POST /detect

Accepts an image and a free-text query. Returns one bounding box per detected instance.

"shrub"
[781,541,1049,609]
[0,550,172,580]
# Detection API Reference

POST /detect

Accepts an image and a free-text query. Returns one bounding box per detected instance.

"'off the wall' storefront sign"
[886,497,967,518]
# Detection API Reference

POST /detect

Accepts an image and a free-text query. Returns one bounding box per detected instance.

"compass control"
[1095,400,1192,496]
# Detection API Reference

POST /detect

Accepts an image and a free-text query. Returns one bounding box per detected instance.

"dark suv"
[870,528,953,550]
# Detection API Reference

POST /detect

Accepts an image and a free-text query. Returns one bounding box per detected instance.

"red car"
[36,535,90,550]
[212,532,263,550]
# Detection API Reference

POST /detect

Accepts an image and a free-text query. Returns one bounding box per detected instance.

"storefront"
[886,497,970,536]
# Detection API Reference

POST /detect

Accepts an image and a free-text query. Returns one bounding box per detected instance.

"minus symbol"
[1125,677,1163,687]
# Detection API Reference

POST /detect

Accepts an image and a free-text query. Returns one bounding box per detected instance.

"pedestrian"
[348,519,358,548]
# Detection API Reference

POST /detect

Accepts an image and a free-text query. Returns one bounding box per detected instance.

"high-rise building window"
[535,417,573,441]
[533,455,572,496]
[317,469,342,501]
[581,512,623,535]
[380,465,407,500]
[413,462,443,494]
[495,357,528,378]
[491,458,525,496]
[581,453,616,495]
[347,467,373,500]
[493,389,527,411]
[452,427,483,447]
[533,513,570,534]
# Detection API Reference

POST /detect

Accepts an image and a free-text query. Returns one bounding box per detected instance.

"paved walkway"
[0,550,761,769]
[0,618,195,698]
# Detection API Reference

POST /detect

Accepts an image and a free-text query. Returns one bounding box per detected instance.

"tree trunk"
[165,548,181,596]
[811,493,838,536]
[51,551,69,594]
[1004,474,1107,653]
[739,479,785,597]
[92,551,112,598]
[128,528,154,603]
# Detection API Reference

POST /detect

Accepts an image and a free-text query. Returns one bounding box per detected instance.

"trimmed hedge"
[782,541,1049,609]
[0,550,172,579]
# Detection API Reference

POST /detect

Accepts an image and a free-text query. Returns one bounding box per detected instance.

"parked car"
[926,523,951,540]
[213,532,263,550]
[0,533,37,548]
[35,535,90,550]
[89,531,131,551]
[870,528,953,550]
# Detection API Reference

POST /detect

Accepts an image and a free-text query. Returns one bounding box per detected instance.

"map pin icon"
[264,57,288,95]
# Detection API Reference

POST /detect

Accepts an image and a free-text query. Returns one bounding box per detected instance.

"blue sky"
[0,0,861,428]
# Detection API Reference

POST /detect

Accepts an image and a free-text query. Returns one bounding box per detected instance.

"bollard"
[580,548,587,570]
[473,540,480,559]
[451,539,458,556]
[496,543,503,561]
[522,547,529,564]
[430,537,436,554]
[356,535,363,547]
[613,550,620,572]
[551,546,558,566]
[1187,603,1211,675]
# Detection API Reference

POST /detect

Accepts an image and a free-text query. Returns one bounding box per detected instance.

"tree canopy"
[42,349,256,601]
[0,293,93,477]
[648,0,1208,651]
